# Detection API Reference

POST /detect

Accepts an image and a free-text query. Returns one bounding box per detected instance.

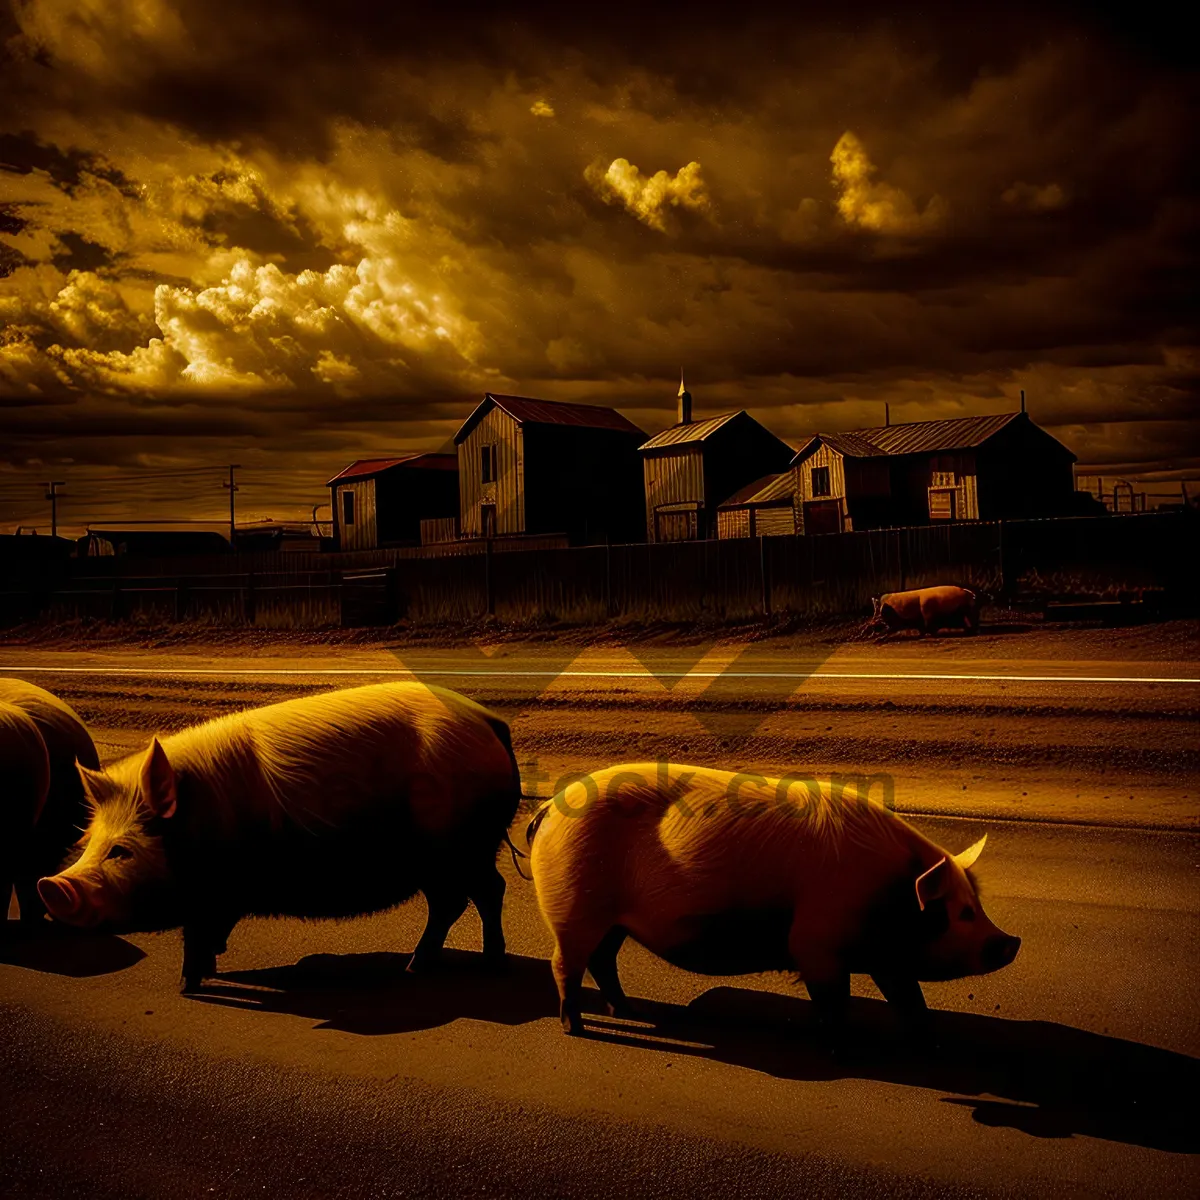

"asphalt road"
[2,629,1198,1197]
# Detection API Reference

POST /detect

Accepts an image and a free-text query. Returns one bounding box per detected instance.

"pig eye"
[959,905,976,922]
[106,844,132,861]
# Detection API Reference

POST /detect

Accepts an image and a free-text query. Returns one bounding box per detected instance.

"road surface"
[2,626,1198,1197]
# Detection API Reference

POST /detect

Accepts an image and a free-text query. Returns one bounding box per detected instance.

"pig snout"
[38,875,83,921]
[981,933,1021,972]
[37,875,103,927]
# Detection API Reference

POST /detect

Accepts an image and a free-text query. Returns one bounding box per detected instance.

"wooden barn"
[715,473,799,538]
[327,453,459,552]
[454,393,646,543]
[790,410,1077,534]
[639,380,795,542]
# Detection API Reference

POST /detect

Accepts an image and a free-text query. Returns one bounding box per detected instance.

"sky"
[1,0,1196,533]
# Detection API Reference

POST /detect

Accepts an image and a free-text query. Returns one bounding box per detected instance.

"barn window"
[481,444,497,483]
[811,466,831,497]
[342,490,355,525]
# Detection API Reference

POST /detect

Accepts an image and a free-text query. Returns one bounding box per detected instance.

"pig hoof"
[406,954,440,975]
[561,1012,586,1036]
[606,1001,636,1020]
[180,976,206,994]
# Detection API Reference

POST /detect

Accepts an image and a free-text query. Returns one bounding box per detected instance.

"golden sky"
[1,1,1196,531]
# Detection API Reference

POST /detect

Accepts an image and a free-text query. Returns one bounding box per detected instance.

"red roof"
[326,453,458,486]
[454,393,645,443]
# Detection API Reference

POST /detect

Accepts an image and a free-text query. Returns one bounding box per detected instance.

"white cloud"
[585,158,712,232]
[529,99,555,118]
[830,131,944,234]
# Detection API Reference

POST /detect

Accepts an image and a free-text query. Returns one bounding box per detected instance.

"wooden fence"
[1,512,1192,629]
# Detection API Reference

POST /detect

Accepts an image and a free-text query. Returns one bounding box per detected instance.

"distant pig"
[871,585,979,636]
[37,682,523,991]
[528,762,1019,1041]
[0,678,100,928]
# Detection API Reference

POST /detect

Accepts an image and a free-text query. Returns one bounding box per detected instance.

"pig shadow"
[196,950,1195,1155]
[0,920,146,977]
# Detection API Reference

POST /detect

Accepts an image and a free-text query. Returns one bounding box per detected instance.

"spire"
[677,368,692,425]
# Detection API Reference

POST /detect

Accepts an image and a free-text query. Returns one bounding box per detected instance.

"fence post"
[897,528,906,591]
[760,535,771,616]
[245,572,257,625]
[485,538,494,616]
[605,536,613,618]
[997,520,1008,602]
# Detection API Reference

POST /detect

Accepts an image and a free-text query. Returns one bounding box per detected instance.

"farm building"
[77,529,231,557]
[232,520,328,553]
[454,393,646,543]
[639,379,795,542]
[715,473,800,538]
[789,410,1077,534]
[327,454,459,551]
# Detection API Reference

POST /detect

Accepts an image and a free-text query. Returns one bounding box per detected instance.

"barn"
[326,453,459,552]
[639,379,794,542]
[454,393,646,543]
[715,473,800,538]
[790,410,1077,534]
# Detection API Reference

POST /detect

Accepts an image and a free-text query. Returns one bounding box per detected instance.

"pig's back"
[165,682,514,840]
[538,763,864,918]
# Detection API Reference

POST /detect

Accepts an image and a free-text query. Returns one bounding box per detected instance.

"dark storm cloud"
[0,0,1197,530]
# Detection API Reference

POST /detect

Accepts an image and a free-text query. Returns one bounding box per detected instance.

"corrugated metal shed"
[455,394,645,443]
[326,453,457,486]
[792,413,1021,465]
[638,411,741,451]
[854,412,1020,455]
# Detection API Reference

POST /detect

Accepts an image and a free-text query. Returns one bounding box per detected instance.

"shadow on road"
[195,950,1196,1155]
[0,922,146,977]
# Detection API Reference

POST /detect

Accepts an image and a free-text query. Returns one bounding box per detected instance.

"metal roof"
[717,472,798,509]
[326,453,458,486]
[638,411,743,451]
[791,412,1024,466]
[454,393,646,443]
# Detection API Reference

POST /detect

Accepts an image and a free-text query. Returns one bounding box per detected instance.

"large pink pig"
[871,586,979,636]
[38,682,523,991]
[528,762,1019,1042]
[0,678,100,928]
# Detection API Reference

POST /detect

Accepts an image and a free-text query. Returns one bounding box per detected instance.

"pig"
[527,762,1019,1043]
[871,585,978,637]
[0,678,101,928]
[37,682,523,992]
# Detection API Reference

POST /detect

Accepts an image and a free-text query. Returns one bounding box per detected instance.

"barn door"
[803,500,842,535]
[656,509,698,542]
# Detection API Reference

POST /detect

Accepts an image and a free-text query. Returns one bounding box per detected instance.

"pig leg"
[180,913,239,993]
[587,926,634,1018]
[551,925,610,1035]
[409,886,470,973]
[870,972,937,1049]
[468,863,507,966]
[870,971,928,1019]
[792,936,851,1053]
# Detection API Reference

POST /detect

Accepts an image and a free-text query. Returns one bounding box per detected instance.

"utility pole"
[41,480,65,538]
[223,465,241,547]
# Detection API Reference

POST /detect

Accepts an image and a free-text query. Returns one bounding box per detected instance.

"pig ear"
[77,762,112,812]
[140,738,177,820]
[953,834,987,871]
[915,857,949,911]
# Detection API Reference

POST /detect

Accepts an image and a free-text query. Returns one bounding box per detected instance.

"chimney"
[1020,389,1026,414]
[884,403,890,427]
[678,369,692,425]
